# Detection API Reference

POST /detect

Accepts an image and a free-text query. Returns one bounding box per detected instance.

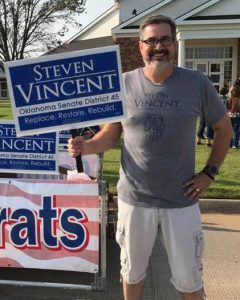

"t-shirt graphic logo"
[144,113,165,141]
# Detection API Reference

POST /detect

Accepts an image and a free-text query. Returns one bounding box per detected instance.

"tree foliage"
[0,0,86,64]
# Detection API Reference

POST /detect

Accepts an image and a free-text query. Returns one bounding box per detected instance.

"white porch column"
[178,38,186,67]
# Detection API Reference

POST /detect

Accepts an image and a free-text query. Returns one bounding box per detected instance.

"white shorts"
[116,199,204,293]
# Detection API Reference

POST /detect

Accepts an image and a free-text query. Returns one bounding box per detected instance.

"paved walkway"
[200,213,240,300]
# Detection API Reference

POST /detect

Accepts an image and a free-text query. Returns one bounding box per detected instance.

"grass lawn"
[1,100,239,199]
[0,100,13,119]
[103,139,240,199]
[195,144,240,199]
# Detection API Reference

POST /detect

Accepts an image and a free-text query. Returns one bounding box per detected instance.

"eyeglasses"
[141,36,174,47]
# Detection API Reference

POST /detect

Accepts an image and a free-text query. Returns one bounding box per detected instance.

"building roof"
[112,0,240,34]
[46,36,115,55]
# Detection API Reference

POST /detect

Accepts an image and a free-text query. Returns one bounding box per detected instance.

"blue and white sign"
[0,121,58,173]
[59,129,72,150]
[5,45,126,137]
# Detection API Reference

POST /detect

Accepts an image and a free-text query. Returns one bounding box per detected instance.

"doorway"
[194,60,224,92]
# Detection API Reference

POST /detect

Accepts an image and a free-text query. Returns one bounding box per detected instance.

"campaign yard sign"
[0,121,58,174]
[59,129,71,147]
[5,45,126,137]
[0,179,100,273]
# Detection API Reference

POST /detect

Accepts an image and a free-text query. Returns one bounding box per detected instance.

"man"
[68,15,232,300]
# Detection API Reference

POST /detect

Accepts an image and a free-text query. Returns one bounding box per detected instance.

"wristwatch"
[202,165,219,180]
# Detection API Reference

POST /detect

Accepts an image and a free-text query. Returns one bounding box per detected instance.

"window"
[185,46,233,88]
[186,48,193,59]
[186,46,232,59]
[224,61,232,86]
[0,80,8,98]
[224,47,233,58]
[185,61,193,69]
[195,47,223,59]
[210,63,220,72]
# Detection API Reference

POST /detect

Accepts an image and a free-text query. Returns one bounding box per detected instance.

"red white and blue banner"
[5,45,126,137]
[0,121,58,174]
[0,179,99,273]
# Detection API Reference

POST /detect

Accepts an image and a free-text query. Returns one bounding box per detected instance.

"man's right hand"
[67,123,122,157]
[67,136,86,158]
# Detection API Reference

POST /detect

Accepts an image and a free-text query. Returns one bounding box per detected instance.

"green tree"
[0,0,86,65]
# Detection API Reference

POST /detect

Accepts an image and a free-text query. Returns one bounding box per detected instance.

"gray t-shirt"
[117,66,226,208]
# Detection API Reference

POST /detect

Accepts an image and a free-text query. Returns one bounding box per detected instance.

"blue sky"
[62,0,115,41]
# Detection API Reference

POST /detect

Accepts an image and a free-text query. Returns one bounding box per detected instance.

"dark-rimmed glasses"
[141,36,174,47]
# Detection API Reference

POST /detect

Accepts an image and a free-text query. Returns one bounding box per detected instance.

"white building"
[60,0,240,91]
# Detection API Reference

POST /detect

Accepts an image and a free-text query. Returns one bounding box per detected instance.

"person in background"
[229,78,240,97]
[68,15,232,300]
[196,118,214,147]
[196,77,218,147]
[196,116,206,145]
[205,124,214,147]
[219,86,228,108]
[227,85,240,149]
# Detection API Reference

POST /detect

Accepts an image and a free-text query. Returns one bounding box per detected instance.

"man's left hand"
[183,172,213,200]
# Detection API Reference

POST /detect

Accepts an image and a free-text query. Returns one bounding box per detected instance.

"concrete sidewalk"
[199,198,240,213]
[201,213,240,300]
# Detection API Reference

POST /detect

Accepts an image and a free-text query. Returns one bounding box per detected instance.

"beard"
[144,48,174,72]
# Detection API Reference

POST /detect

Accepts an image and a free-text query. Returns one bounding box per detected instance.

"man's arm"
[184,113,232,199]
[68,122,122,158]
